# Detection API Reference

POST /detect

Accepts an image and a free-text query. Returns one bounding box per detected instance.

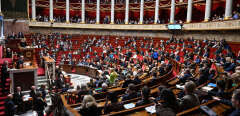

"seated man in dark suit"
[6,48,12,58]
[20,38,27,48]
[136,86,152,106]
[179,81,200,111]
[122,83,138,101]
[13,86,24,114]
[122,75,134,88]
[178,69,192,84]
[213,89,240,116]
[34,92,47,116]
[16,56,24,69]
[1,61,9,94]
[4,94,15,116]
[208,80,227,98]
[30,86,37,101]
[104,92,123,114]
[196,68,209,86]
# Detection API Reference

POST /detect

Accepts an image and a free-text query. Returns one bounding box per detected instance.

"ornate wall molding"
[29,20,240,31]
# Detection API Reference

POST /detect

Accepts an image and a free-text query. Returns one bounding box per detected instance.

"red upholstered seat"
[0,101,4,105]
[37,68,45,76]
[0,111,5,116]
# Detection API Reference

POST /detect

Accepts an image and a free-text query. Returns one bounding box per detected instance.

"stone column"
[139,0,144,24]
[66,0,70,23]
[0,0,1,13]
[154,0,160,24]
[49,0,54,22]
[204,0,211,21]
[170,0,175,23]
[224,0,233,20]
[125,0,129,24]
[32,0,36,21]
[81,0,85,23]
[110,0,115,24]
[186,0,193,23]
[96,0,100,24]
[0,0,3,42]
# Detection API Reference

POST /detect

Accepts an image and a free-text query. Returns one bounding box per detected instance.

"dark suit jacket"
[79,105,100,116]
[34,98,47,112]
[230,109,240,116]
[6,51,12,58]
[1,65,8,80]
[16,59,24,69]
[4,99,15,116]
[179,94,200,111]
[30,90,37,100]
[13,92,23,105]
[122,92,138,101]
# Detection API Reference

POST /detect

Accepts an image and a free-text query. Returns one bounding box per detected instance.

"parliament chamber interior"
[0,0,240,116]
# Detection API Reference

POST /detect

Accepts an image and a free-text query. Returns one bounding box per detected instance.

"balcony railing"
[29,19,240,31]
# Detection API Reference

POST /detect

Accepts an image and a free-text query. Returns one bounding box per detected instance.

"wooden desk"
[61,65,99,79]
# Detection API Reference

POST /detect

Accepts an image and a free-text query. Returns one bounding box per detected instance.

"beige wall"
[4,19,29,35]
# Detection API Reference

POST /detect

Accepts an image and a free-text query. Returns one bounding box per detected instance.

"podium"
[19,47,37,67]
[43,56,55,85]
[9,66,38,93]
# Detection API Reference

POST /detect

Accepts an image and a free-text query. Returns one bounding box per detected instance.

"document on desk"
[145,105,156,114]
[123,103,136,109]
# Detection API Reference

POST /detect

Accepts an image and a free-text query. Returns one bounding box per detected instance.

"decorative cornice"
[29,19,240,31]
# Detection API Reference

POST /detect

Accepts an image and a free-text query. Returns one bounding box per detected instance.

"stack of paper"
[202,86,214,92]
[123,103,136,109]
[145,105,156,114]
[176,84,184,90]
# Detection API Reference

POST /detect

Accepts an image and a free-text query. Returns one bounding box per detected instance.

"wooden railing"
[29,19,240,31]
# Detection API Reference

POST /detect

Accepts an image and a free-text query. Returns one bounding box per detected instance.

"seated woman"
[179,81,200,111]
[136,86,152,106]
[121,83,138,101]
[79,95,100,116]
[104,92,123,114]
[155,88,180,116]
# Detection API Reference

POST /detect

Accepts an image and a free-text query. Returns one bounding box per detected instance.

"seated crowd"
[33,3,240,24]
[3,31,240,116]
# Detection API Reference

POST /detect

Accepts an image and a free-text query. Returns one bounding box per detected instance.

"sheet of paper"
[145,105,156,114]
[123,103,136,109]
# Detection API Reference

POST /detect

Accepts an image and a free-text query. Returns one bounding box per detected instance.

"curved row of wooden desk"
[59,59,176,116]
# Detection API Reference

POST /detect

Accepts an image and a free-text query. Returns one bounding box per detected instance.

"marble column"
[204,0,211,21]
[186,0,193,23]
[0,0,3,41]
[154,0,160,24]
[125,0,129,24]
[49,0,54,22]
[111,0,115,24]
[224,0,233,20]
[81,0,85,23]
[139,0,144,24]
[96,0,100,24]
[0,0,1,13]
[66,0,70,23]
[32,0,36,21]
[170,0,175,23]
